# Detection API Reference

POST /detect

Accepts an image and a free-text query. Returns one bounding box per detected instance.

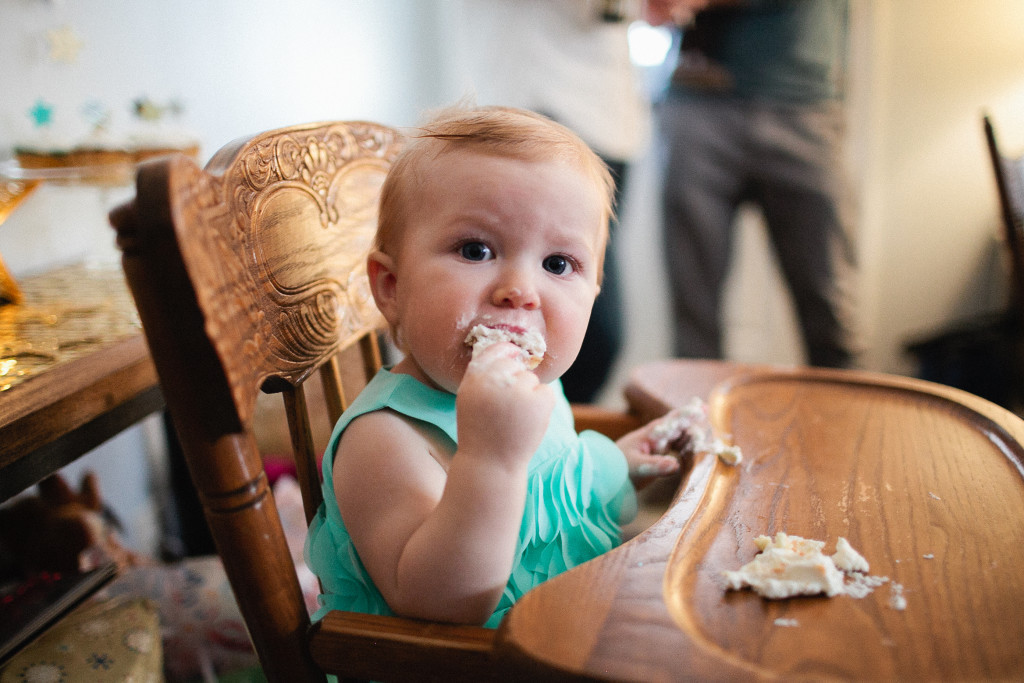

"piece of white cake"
[722,532,846,599]
[464,324,546,369]
[722,533,898,605]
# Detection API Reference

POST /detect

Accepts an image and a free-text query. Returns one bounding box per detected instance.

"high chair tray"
[497,360,1024,681]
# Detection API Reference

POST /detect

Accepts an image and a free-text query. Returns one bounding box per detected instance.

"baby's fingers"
[629,452,680,483]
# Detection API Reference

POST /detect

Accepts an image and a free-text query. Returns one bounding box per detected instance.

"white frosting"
[844,571,889,599]
[888,582,907,610]
[464,324,545,369]
[648,397,743,465]
[126,124,200,150]
[14,120,198,156]
[716,444,743,466]
[832,536,870,573]
[724,533,905,607]
[723,533,846,599]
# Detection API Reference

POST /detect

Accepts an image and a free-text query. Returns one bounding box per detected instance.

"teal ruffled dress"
[305,368,636,628]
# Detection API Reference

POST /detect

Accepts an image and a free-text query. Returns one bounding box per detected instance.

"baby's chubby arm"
[333,342,553,624]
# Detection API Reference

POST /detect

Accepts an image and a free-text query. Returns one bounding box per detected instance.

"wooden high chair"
[109,121,641,682]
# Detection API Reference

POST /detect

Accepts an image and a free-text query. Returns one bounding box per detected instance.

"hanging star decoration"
[28,100,54,128]
[133,97,165,122]
[81,100,111,133]
[46,24,84,64]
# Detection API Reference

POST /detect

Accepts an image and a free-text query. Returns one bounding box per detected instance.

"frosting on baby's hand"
[649,397,743,465]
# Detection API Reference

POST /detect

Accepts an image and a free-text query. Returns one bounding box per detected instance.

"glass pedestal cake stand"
[0,159,138,304]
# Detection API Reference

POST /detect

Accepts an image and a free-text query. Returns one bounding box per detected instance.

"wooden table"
[498,359,1024,681]
[0,264,162,502]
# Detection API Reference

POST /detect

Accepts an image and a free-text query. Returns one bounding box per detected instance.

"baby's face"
[381,150,604,393]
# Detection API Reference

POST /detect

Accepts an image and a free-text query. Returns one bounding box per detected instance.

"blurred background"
[2,0,1023,555]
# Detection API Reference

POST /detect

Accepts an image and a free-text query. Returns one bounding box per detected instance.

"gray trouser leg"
[660,97,746,359]
[659,95,859,367]
[749,102,859,368]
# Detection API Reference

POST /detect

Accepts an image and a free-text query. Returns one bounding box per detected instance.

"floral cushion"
[0,596,161,683]
[100,557,256,682]
[96,476,316,682]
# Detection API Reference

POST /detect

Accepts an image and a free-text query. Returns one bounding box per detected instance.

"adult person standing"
[646,0,860,368]
[448,0,652,402]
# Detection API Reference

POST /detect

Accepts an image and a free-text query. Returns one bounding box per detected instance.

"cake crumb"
[832,537,870,573]
[889,583,907,610]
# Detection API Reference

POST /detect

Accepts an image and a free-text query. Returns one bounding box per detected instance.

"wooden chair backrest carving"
[110,122,505,682]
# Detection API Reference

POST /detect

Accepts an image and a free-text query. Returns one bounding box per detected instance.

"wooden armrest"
[310,611,501,681]
[570,403,644,440]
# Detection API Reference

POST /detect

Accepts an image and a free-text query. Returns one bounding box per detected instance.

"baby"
[305,105,682,628]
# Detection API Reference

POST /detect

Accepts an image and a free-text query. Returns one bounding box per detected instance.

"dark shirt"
[675,0,848,104]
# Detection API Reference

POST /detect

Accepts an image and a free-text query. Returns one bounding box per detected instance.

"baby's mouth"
[463,324,546,369]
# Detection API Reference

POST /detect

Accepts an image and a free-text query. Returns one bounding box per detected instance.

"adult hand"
[642,0,710,26]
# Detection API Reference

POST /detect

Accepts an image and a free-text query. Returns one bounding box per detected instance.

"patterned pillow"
[97,476,318,681]
[0,596,161,683]
[100,557,258,681]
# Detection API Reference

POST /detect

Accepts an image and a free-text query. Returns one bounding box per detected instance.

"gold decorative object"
[46,24,84,64]
[0,178,41,305]
[0,264,141,392]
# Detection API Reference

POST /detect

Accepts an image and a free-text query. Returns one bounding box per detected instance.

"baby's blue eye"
[543,255,572,275]
[460,242,492,261]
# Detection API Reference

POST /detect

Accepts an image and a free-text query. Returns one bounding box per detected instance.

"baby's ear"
[367,250,399,326]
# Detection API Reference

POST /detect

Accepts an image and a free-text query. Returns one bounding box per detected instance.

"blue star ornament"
[29,100,54,127]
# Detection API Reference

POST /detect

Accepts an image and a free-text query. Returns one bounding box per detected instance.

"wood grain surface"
[498,360,1024,681]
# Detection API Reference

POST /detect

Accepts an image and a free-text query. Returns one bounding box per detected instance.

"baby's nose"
[493,271,539,309]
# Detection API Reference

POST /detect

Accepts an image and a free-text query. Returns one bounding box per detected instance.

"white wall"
[1,0,445,276]
[855,0,1024,375]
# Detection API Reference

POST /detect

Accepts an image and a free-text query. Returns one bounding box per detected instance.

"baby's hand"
[618,400,742,487]
[456,341,554,471]
[616,410,694,488]
[617,430,682,489]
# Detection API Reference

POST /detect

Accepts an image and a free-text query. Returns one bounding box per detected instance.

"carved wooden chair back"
[110,122,505,682]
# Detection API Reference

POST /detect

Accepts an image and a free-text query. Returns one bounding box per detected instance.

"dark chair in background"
[983,113,1024,322]
[907,114,1024,411]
